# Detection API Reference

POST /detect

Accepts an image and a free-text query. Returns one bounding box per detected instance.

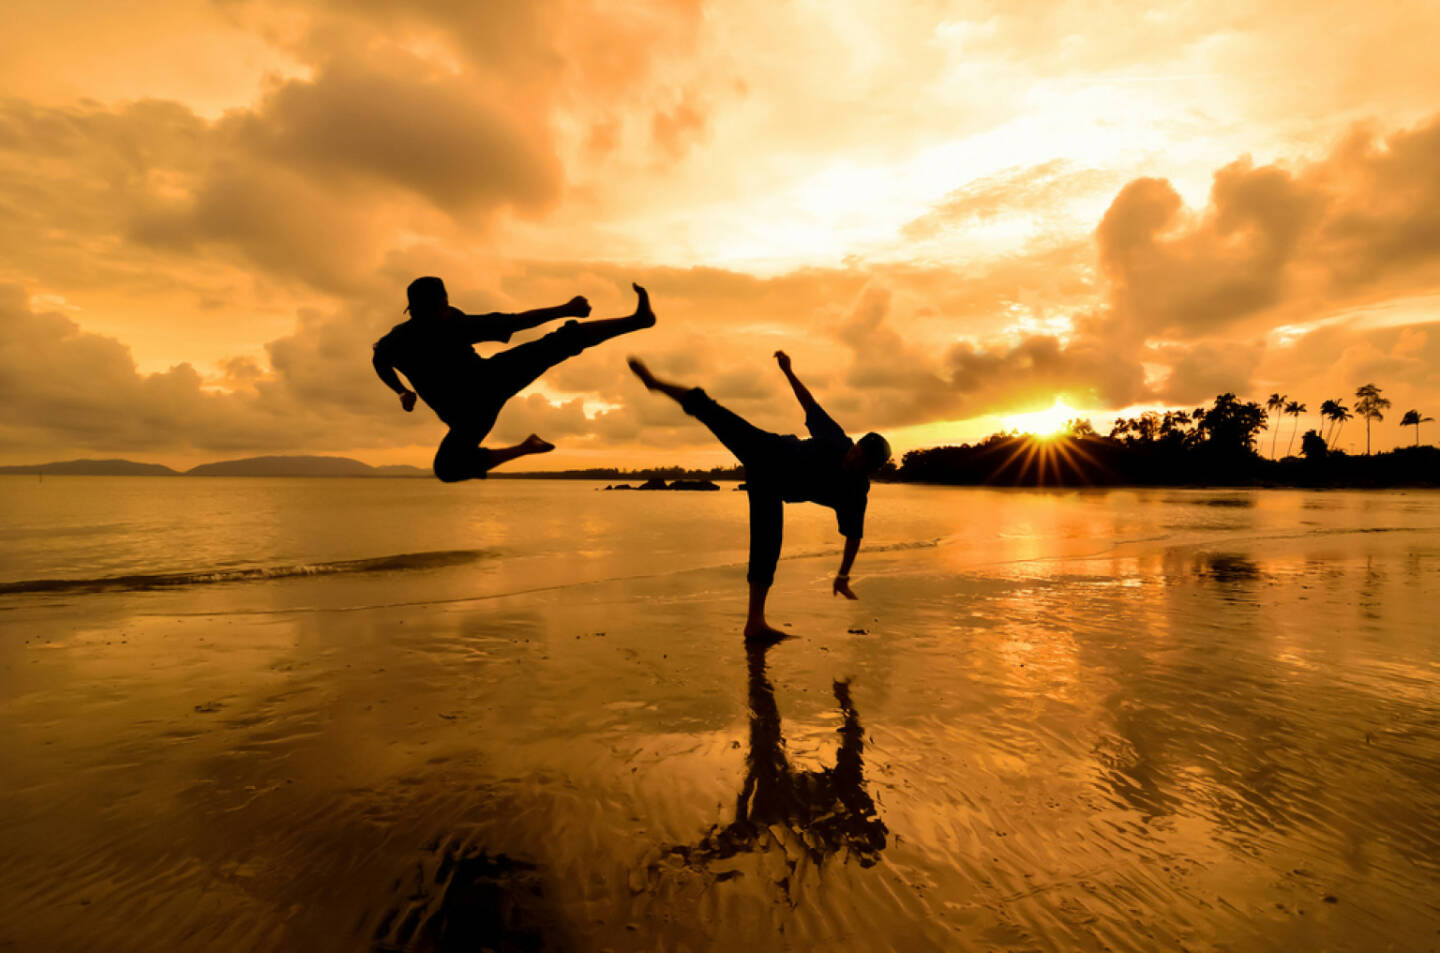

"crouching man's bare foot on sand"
[743,616,791,647]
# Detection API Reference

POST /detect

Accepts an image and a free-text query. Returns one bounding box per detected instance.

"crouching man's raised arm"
[774,350,819,413]
[776,350,849,441]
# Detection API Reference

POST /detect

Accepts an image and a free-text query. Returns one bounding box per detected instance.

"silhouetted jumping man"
[373,277,654,481]
[629,351,890,641]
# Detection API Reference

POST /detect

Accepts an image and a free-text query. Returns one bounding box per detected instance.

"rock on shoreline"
[604,478,721,491]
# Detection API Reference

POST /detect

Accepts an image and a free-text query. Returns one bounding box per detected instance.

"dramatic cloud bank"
[2,0,1438,466]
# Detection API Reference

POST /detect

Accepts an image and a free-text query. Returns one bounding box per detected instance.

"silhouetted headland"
[0,455,429,478]
[0,457,745,481]
[186,455,422,477]
[0,458,181,476]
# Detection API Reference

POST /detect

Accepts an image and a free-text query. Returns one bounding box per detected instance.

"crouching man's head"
[844,432,892,475]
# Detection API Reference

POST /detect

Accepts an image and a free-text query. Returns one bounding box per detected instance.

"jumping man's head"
[845,432,892,475]
[405,276,449,320]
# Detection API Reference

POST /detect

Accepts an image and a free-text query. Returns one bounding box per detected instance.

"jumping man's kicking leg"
[489,283,655,404]
[629,357,789,643]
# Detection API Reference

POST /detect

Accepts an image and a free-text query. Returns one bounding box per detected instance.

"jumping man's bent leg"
[433,429,555,482]
[486,435,555,468]
[433,427,491,482]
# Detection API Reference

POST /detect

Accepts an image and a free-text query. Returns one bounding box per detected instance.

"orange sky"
[3,0,1438,469]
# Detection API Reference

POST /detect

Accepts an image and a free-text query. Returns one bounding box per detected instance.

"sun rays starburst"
[980,431,1108,486]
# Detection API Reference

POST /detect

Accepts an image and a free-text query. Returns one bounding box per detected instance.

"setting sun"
[1004,398,1079,437]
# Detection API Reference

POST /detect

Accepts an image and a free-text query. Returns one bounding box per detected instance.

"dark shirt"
[773,405,869,539]
[373,310,518,423]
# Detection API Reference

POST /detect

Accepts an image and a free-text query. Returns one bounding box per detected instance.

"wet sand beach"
[2,482,1438,952]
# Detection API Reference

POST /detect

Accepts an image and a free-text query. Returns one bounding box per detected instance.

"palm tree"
[1161,410,1191,440]
[1319,399,1340,444]
[1354,383,1390,456]
[1401,409,1434,447]
[1266,393,1287,459]
[1319,398,1348,448]
[1328,403,1353,451]
[1284,401,1307,457]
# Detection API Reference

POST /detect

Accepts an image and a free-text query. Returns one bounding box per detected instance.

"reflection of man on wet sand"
[665,642,888,876]
[373,277,655,482]
[629,351,891,641]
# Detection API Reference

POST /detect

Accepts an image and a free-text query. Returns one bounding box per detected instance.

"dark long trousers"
[680,388,785,587]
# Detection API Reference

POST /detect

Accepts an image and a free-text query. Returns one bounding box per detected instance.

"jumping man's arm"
[834,536,861,599]
[461,296,592,343]
[372,347,416,412]
[511,296,591,326]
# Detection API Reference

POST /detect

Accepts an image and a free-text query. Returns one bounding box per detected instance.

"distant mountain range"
[0,455,430,478]
[0,456,748,481]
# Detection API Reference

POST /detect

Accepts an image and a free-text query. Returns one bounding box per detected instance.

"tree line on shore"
[5,384,1430,488]
[889,383,1438,488]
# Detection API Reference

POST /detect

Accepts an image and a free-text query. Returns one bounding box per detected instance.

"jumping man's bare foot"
[520,434,555,455]
[631,283,655,328]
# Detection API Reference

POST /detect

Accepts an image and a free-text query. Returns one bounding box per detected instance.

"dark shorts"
[431,322,591,481]
[434,321,590,434]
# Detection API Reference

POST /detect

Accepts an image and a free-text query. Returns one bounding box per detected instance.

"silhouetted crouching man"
[629,351,890,642]
[373,277,654,481]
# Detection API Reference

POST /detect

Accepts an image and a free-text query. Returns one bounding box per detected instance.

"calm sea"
[4,477,1440,951]
[3,476,1438,603]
